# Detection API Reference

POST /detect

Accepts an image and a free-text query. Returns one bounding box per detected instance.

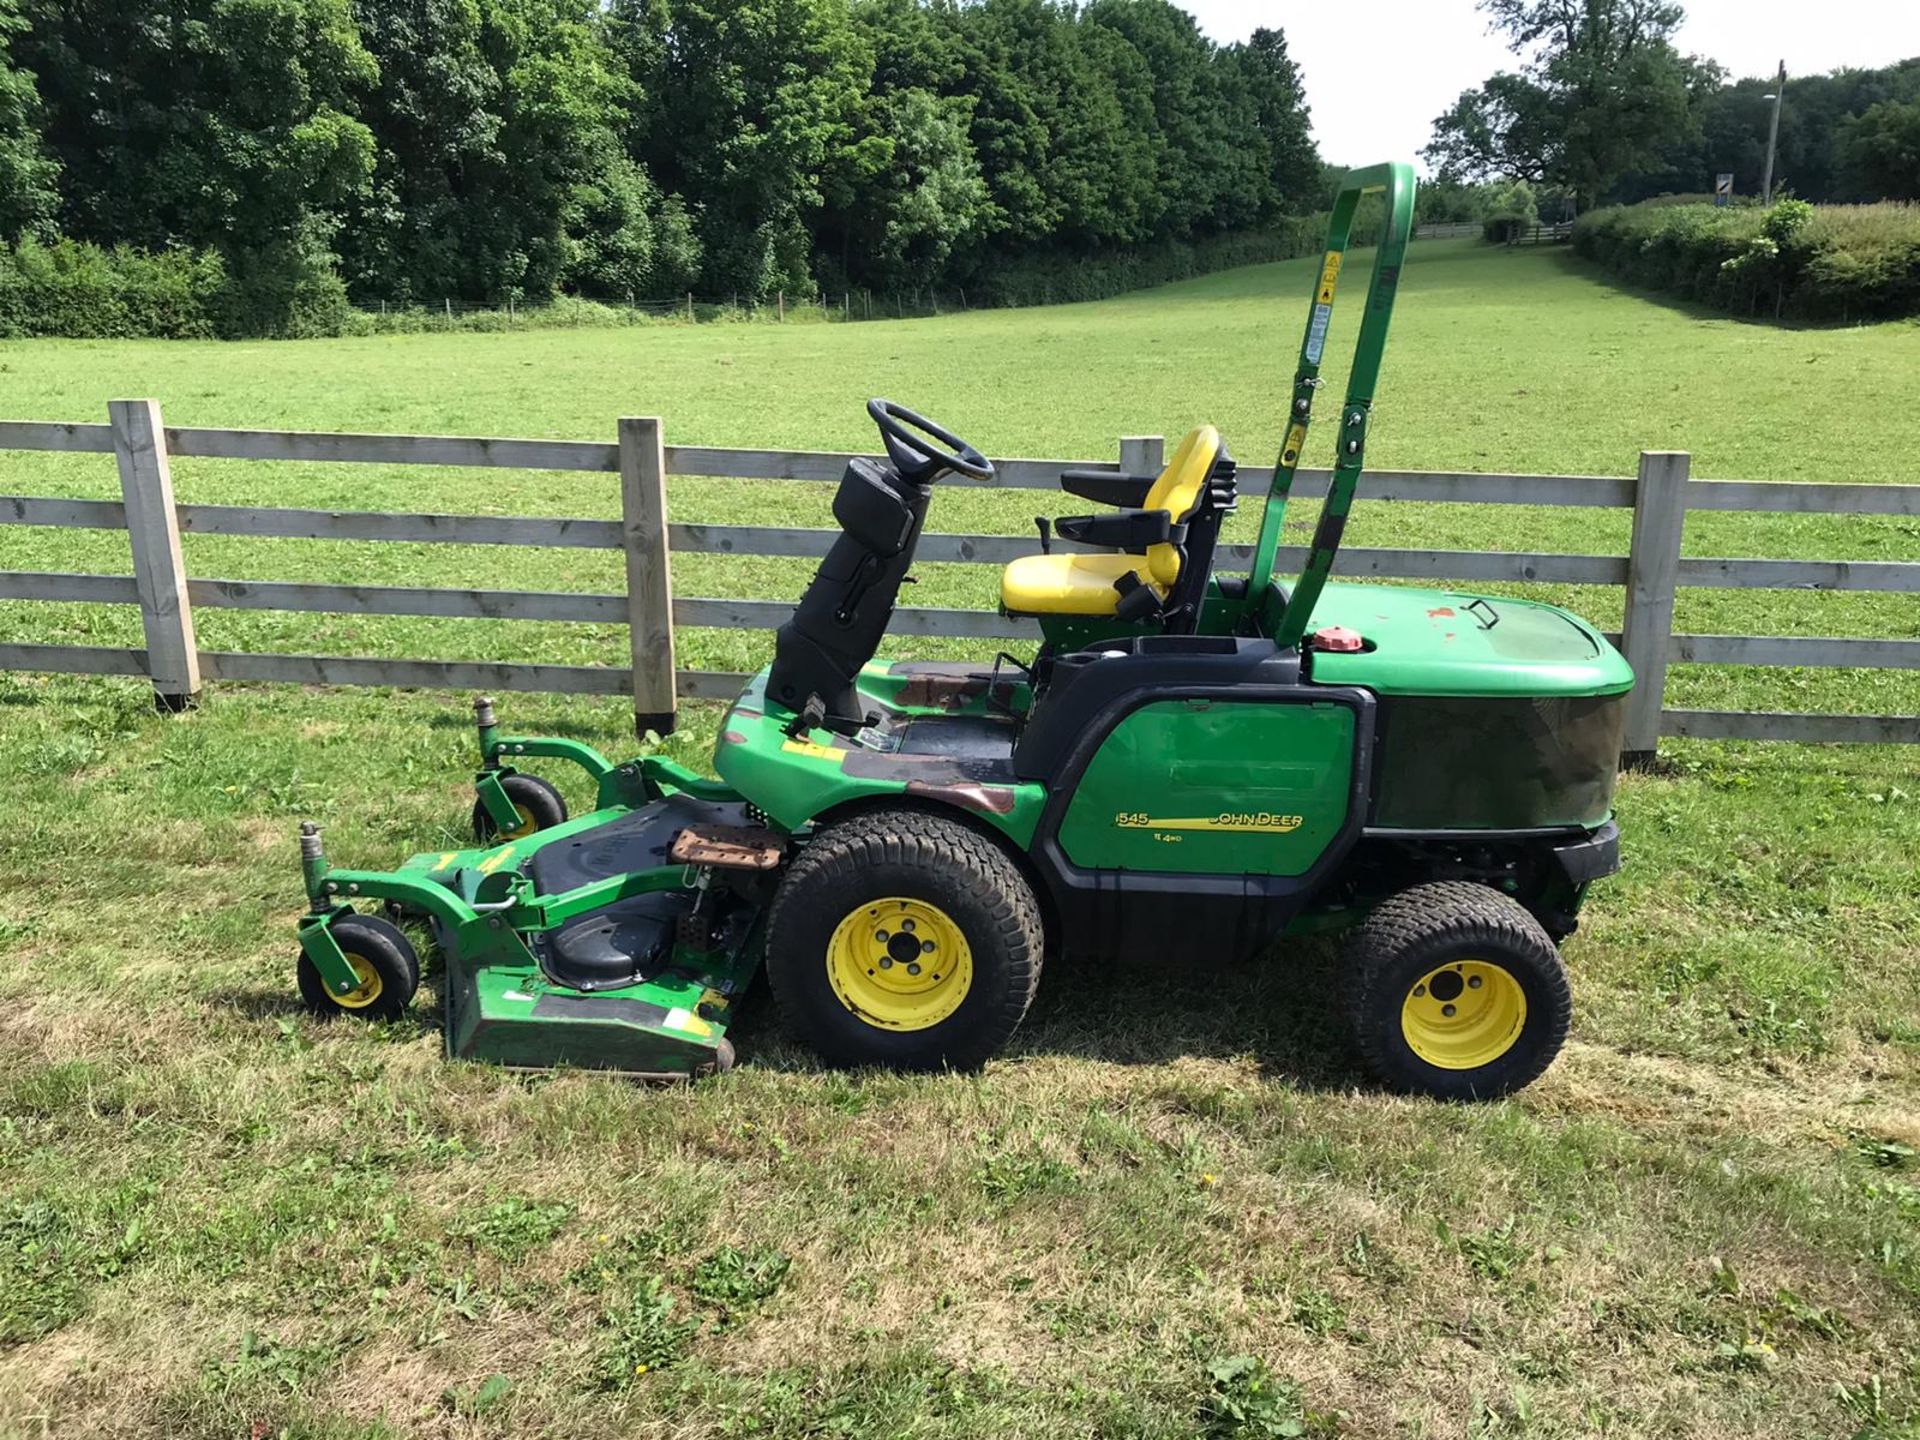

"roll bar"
[1246,161,1417,647]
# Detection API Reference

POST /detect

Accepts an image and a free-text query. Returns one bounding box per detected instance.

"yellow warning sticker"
[1317,251,1342,304]
[781,738,846,764]
[1280,422,1308,469]
[476,847,516,874]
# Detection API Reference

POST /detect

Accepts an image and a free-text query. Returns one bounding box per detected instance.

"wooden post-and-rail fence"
[3,400,1919,757]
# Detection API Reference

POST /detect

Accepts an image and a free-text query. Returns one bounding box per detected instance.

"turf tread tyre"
[765,810,1043,1071]
[1342,881,1570,1101]
[471,772,567,843]
[297,912,420,1022]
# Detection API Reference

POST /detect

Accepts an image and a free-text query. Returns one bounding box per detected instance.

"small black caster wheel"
[297,913,420,1022]
[471,772,567,843]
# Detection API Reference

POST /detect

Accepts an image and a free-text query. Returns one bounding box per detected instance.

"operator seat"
[999,425,1235,631]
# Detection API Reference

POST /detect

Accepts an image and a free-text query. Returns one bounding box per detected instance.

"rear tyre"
[765,810,1043,1071]
[1342,881,1570,1101]
[297,912,420,1022]
[471,772,567,844]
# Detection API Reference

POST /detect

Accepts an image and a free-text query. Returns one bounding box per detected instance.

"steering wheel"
[867,398,995,485]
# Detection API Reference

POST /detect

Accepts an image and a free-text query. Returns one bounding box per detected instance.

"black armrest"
[1059,468,1156,507]
[1055,509,1181,550]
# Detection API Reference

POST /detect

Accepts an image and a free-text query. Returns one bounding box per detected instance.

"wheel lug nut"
[1442,1003,1457,1017]
[901,919,916,933]
[907,963,921,976]
[876,930,888,942]
[880,958,893,969]
[1413,984,1426,997]
[1468,976,1482,989]
[921,940,935,953]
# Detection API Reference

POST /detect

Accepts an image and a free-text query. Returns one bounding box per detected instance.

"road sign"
[1715,173,1734,206]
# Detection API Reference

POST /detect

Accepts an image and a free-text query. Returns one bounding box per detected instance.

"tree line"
[0,0,1321,334]
[1426,0,1920,210]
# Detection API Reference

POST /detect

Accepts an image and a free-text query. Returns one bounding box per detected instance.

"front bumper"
[1551,820,1621,887]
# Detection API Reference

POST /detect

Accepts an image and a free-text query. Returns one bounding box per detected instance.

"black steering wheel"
[867,398,994,485]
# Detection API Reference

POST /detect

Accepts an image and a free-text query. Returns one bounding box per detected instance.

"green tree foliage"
[344,0,693,303]
[17,0,377,331]
[0,0,55,239]
[1425,0,1700,208]
[1842,98,1920,202]
[1,0,1323,328]
[1230,28,1320,223]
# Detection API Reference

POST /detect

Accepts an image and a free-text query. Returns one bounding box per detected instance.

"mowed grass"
[2,241,1919,1438]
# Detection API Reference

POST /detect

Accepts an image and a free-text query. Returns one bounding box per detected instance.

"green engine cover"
[1058,699,1356,875]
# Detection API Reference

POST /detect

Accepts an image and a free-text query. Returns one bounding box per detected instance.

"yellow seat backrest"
[1141,425,1221,588]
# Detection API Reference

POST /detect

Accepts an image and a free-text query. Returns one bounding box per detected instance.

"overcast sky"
[1182,0,1920,169]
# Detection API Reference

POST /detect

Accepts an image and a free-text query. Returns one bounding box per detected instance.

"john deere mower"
[292,162,1631,1100]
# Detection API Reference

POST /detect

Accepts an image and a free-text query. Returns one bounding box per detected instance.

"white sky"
[1183,0,1920,169]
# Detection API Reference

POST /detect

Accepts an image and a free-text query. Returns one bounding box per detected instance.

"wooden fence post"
[109,398,201,711]
[619,416,677,737]
[1619,449,1690,765]
[1120,435,1165,477]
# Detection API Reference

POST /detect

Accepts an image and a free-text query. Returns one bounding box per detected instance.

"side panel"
[1371,693,1624,829]
[1058,699,1356,875]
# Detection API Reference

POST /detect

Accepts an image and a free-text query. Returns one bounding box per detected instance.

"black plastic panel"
[1371,693,1624,830]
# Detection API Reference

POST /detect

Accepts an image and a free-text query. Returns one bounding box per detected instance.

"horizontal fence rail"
[2,402,1917,751]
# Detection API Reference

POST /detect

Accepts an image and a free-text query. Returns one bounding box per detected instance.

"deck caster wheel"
[297,913,421,1022]
[764,810,1043,1072]
[472,772,567,844]
[1342,881,1570,1101]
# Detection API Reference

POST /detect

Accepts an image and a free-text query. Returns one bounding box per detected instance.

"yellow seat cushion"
[997,424,1222,618]
[1000,552,1161,617]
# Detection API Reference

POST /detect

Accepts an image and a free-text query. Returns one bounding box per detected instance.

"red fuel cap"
[1308,625,1366,653]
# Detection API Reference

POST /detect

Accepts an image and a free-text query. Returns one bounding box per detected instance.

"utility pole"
[1761,60,1786,204]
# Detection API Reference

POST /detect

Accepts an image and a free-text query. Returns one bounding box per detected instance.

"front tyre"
[1342,881,1570,1101]
[472,772,568,844]
[764,810,1043,1071]
[297,912,420,1022]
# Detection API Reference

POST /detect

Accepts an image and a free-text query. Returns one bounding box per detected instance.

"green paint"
[1296,583,1635,697]
[1058,699,1355,875]
[1246,161,1416,640]
[295,909,365,997]
[474,769,524,832]
[715,666,1048,849]
[445,948,748,1076]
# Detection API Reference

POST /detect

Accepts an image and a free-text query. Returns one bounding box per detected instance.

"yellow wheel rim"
[1400,960,1527,1071]
[330,952,385,1010]
[497,803,539,841]
[825,897,972,1032]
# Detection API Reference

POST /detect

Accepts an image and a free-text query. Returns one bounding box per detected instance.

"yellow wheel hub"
[330,952,385,1010]
[825,897,972,1032]
[1400,960,1526,1071]
[498,803,539,840]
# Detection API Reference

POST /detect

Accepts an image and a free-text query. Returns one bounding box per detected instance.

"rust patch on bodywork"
[904,780,1018,815]
[887,662,998,711]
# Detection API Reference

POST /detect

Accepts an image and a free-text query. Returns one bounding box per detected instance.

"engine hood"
[1293,582,1634,698]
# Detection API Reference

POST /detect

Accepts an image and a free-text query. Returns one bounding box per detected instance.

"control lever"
[783,692,879,741]
[1034,516,1053,555]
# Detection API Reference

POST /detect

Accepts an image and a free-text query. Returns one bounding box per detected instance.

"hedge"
[1572,199,1920,322]
[0,219,1343,341]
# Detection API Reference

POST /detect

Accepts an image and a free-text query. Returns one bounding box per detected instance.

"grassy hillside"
[1,240,1918,1439]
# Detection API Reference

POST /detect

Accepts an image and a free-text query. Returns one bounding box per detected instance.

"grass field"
[2,240,1919,1439]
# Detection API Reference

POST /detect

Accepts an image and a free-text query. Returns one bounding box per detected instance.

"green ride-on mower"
[291,162,1632,1099]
